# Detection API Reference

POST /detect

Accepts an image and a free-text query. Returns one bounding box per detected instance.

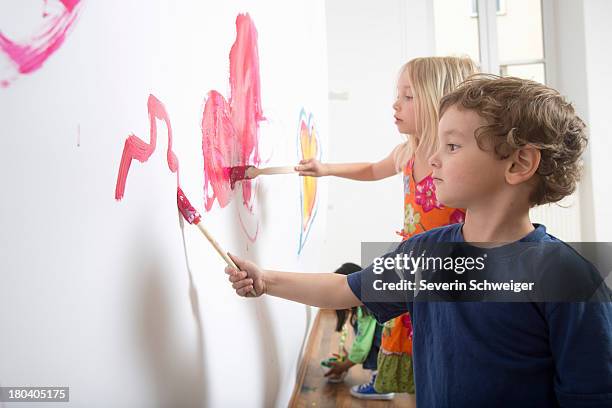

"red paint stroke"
[115,94,179,200]
[201,13,264,212]
[0,0,81,87]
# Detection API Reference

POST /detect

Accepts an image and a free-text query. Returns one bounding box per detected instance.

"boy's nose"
[392,100,399,111]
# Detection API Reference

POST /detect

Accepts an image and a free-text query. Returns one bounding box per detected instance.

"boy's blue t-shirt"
[347,223,612,408]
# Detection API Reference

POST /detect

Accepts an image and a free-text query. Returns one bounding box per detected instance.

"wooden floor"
[289,309,416,408]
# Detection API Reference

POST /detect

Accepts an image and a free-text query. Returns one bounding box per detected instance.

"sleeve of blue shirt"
[546,301,612,407]
[346,245,412,324]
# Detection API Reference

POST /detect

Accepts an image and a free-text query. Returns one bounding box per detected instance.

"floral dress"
[374,158,465,394]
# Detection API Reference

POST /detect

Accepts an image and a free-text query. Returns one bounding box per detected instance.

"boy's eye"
[447,144,460,152]
[404,95,413,100]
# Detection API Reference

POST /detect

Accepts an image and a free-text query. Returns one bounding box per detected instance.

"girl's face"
[429,105,508,209]
[393,69,417,135]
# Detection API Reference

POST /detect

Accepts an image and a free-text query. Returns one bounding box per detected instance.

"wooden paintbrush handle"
[196,222,257,296]
[257,165,296,175]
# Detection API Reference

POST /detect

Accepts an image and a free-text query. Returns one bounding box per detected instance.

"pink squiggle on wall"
[202,13,264,212]
[115,94,180,200]
[0,0,81,87]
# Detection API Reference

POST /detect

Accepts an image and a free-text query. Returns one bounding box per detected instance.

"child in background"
[296,56,478,395]
[226,75,612,407]
[322,263,391,400]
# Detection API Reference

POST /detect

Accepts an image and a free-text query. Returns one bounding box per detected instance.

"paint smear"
[0,0,81,87]
[201,13,264,212]
[202,90,234,211]
[229,13,264,207]
[115,94,179,200]
[297,109,320,255]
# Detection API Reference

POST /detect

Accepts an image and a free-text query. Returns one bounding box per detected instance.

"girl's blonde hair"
[394,56,479,171]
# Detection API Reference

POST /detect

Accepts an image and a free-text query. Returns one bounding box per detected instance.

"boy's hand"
[295,159,328,177]
[225,254,266,297]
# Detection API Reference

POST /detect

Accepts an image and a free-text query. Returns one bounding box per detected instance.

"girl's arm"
[295,144,401,181]
[225,254,362,310]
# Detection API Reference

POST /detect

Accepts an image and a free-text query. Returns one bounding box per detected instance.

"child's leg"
[350,324,394,400]
[361,323,383,371]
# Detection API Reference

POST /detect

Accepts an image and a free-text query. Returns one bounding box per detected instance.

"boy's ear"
[505,145,541,185]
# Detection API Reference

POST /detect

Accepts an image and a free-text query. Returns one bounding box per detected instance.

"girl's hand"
[324,356,353,377]
[295,159,328,177]
[225,254,266,297]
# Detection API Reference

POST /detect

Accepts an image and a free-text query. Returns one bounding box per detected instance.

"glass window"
[434,0,546,84]
[500,63,545,83]
[497,0,543,62]
[434,0,480,62]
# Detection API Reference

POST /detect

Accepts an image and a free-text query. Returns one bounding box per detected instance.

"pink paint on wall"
[229,13,264,207]
[201,13,264,211]
[115,94,179,200]
[0,0,81,87]
[114,13,265,242]
[202,90,234,211]
[58,0,80,12]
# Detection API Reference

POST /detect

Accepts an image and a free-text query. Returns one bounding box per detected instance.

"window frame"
[474,0,556,86]
[471,0,507,17]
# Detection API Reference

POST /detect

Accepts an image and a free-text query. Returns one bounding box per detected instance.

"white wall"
[553,0,612,241]
[323,0,434,270]
[581,0,612,241]
[0,1,328,407]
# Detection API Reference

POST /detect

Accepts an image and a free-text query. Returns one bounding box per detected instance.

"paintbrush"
[177,187,257,297]
[228,165,296,187]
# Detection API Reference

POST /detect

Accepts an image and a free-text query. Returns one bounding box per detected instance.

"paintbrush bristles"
[228,165,296,187]
[228,165,252,187]
[177,187,201,224]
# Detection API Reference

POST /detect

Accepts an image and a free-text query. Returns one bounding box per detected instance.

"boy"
[225,76,612,407]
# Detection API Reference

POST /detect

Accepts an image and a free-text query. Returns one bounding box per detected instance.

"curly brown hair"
[439,74,588,206]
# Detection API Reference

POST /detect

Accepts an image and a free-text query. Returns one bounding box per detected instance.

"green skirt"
[374,351,415,394]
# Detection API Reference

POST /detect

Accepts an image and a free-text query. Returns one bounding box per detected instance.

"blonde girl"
[295,56,478,398]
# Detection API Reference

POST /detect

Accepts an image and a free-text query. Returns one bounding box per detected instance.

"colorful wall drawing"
[297,109,320,254]
[0,0,82,87]
[114,13,263,241]
[113,13,328,250]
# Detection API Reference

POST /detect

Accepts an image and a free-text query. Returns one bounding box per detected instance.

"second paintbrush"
[228,165,296,187]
